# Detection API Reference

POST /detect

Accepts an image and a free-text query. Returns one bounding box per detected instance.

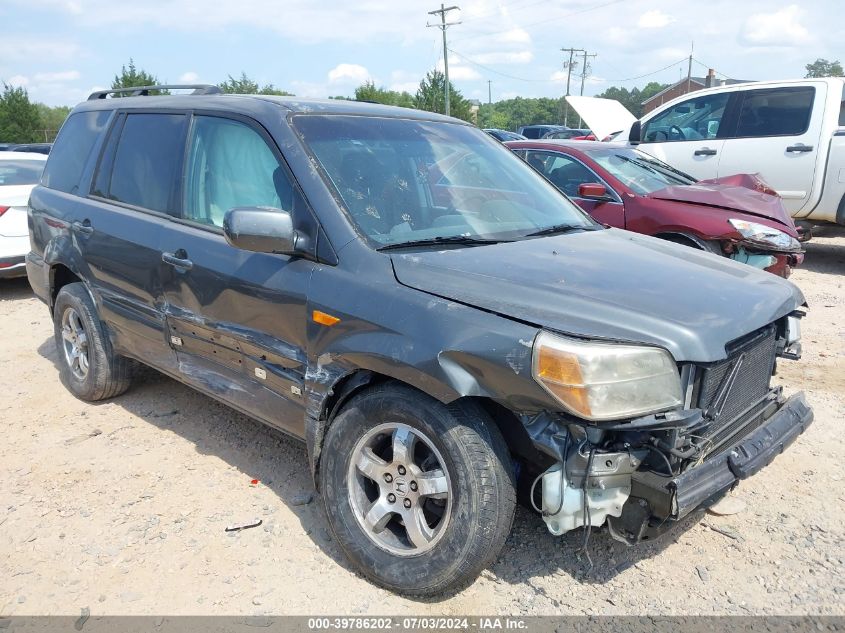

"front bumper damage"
[526,390,813,545]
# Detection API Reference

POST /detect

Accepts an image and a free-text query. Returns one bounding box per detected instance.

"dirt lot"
[1,227,843,616]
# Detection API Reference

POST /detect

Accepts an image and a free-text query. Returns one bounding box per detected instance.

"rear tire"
[320,383,516,596]
[53,282,133,401]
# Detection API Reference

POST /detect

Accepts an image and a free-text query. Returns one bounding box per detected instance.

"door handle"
[786,144,813,153]
[161,250,193,270]
[71,219,93,235]
[694,148,717,156]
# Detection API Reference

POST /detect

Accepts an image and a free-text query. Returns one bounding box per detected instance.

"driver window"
[183,116,292,227]
[642,93,730,143]
[524,151,597,197]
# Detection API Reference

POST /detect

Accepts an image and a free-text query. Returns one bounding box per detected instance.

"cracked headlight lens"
[532,331,683,421]
[728,219,800,251]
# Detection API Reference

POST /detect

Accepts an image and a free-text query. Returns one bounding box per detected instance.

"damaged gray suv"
[27,85,813,596]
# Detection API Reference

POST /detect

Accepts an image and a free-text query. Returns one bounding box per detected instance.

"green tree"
[805,58,844,78]
[413,70,472,121]
[218,72,293,95]
[35,103,71,140]
[354,81,414,108]
[596,81,668,117]
[0,83,41,143]
[111,59,168,96]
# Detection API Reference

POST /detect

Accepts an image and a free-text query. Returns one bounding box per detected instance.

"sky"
[1,0,843,107]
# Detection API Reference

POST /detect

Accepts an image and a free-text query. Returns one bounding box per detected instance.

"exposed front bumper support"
[608,391,813,543]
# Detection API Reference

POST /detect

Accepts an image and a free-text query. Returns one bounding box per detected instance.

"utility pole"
[487,79,492,105]
[560,47,584,126]
[427,4,461,117]
[578,51,597,127]
[686,41,694,96]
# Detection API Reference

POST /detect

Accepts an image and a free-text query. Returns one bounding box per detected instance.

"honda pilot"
[26,85,813,596]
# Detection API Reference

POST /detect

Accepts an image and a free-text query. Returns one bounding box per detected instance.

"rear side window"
[41,110,110,194]
[734,87,814,138]
[839,84,844,127]
[104,113,187,213]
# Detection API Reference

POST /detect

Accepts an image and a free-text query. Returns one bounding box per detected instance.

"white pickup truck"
[568,77,845,226]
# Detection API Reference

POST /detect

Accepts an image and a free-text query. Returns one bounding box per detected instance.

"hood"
[565,96,636,143]
[391,229,803,363]
[649,176,797,233]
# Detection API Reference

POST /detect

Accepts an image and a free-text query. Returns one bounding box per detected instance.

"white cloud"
[497,28,530,45]
[327,63,370,84]
[549,71,567,82]
[0,37,82,62]
[179,71,200,83]
[740,4,810,46]
[33,70,80,82]
[637,10,674,29]
[436,59,480,81]
[7,75,29,87]
[471,51,533,65]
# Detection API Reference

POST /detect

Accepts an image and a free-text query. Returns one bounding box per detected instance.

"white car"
[567,77,845,227]
[0,151,46,278]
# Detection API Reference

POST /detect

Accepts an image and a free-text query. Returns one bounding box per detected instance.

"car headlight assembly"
[532,331,683,421]
[728,219,801,251]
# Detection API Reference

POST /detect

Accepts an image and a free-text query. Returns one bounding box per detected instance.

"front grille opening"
[694,325,778,448]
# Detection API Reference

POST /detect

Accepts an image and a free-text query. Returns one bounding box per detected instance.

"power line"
[447,48,553,82]
[691,57,736,81]
[452,0,624,44]
[601,58,689,83]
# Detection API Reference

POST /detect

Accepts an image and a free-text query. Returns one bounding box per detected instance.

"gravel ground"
[1,227,843,616]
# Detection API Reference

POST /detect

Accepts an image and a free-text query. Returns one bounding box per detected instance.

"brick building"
[641,69,751,114]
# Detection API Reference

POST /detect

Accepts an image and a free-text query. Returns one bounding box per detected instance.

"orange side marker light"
[313,310,341,327]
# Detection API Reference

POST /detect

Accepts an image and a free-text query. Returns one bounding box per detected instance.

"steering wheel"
[670,125,686,140]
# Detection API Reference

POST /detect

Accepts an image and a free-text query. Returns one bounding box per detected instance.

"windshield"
[294,115,595,247]
[584,148,696,194]
[0,159,45,186]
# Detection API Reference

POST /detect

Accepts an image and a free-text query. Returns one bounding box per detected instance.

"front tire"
[320,383,516,596]
[53,282,133,401]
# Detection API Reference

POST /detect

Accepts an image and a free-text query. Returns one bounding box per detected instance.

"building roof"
[641,76,750,106]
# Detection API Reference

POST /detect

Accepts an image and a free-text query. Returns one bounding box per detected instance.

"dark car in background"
[507,139,805,277]
[516,124,569,139]
[27,87,812,597]
[8,143,52,155]
[483,128,526,142]
[542,128,593,140]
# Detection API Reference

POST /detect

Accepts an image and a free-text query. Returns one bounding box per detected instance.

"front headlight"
[728,219,800,251]
[532,331,683,421]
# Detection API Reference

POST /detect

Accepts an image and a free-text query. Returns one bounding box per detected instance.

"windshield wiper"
[523,223,597,237]
[376,235,511,251]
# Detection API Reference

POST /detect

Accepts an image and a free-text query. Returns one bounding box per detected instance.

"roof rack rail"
[87,84,222,100]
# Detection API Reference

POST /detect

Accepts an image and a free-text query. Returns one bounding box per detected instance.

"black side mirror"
[629,120,641,144]
[223,207,297,255]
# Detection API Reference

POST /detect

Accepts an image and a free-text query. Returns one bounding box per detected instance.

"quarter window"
[182,116,290,227]
[42,110,111,194]
[642,93,729,142]
[106,113,187,213]
[734,87,814,138]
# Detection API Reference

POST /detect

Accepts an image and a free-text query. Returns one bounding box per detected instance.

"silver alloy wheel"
[61,307,90,380]
[347,422,452,556]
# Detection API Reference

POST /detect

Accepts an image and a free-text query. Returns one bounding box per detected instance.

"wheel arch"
[306,369,534,491]
[49,263,83,313]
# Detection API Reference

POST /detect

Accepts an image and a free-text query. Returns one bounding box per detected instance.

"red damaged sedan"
[505,140,805,277]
